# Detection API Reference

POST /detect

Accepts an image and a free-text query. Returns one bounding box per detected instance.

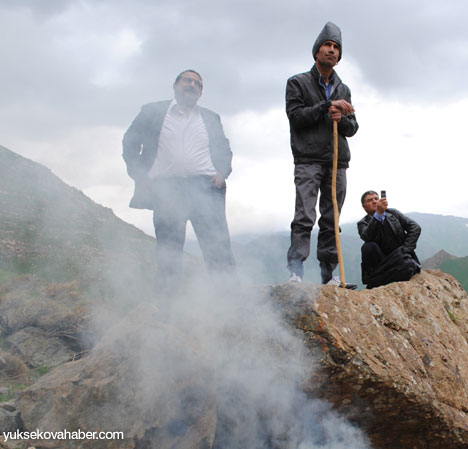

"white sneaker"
[327,276,341,286]
[288,273,302,283]
[327,276,357,290]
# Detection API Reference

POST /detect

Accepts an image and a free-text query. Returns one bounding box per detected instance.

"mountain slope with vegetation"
[440,257,468,292]
[0,144,160,302]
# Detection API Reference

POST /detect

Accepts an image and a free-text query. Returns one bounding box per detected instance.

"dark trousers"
[361,242,420,288]
[287,164,346,277]
[361,241,386,282]
[151,176,236,286]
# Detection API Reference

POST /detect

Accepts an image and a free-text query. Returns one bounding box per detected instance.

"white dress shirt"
[147,100,217,179]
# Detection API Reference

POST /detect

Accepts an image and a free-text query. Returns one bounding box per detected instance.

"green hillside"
[0,145,158,302]
[441,257,468,292]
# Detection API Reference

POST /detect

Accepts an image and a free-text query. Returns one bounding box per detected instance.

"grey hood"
[312,22,342,61]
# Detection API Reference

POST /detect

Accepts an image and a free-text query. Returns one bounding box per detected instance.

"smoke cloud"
[103,267,371,448]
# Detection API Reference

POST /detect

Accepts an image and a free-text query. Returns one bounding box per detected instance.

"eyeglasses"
[180,76,202,89]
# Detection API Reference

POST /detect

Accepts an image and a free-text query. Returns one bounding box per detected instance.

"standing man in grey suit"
[285,22,359,284]
[123,70,236,289]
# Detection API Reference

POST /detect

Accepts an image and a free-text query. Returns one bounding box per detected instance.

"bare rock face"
[16,305,217,449]
[270,270,468,449]
[10,270,468,449]
[0,402,23,433]
[0,276,89,369]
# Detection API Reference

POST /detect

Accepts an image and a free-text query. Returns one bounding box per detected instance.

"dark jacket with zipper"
[286,64,358,168]
[122,100,232,210]
[357,208,421,263]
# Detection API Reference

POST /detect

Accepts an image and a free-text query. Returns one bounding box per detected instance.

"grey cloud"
[1,0,468,143]
[1,0,74,17]
[337,0,468,101]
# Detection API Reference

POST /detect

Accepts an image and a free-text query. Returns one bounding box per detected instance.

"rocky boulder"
[16,304,217,449]
[0,275,90,369]
[269,270,468,449]
[8,270,468,449]
[0,402,23,433]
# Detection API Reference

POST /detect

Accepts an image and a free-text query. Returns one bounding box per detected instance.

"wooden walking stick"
[332,120,346,288]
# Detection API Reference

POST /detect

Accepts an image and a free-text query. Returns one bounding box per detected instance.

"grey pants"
[287,164,346,276]
[151,176,236,286]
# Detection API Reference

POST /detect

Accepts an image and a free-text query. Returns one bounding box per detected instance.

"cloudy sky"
[1,0,468,237]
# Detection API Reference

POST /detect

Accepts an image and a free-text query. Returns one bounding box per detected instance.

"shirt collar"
[169,98,199,116]
[318,71,335,87]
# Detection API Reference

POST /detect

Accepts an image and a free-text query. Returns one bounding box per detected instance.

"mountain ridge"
[0,144,158,302]
[186,213,468,288]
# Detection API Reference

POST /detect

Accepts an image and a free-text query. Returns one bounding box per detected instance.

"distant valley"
[186,213,468,290]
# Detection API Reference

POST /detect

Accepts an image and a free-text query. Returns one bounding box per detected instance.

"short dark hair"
[174,69,203,85]
[361,190,378,205]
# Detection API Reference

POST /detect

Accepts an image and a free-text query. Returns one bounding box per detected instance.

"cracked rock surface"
[270,270,468,449]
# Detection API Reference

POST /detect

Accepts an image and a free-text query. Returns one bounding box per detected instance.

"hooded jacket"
[286,65,358,167]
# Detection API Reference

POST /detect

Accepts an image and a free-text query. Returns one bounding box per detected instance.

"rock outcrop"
[0,275,90,369]
[15,305,217,449]
[270,270,468,449]
[3,269,468,449]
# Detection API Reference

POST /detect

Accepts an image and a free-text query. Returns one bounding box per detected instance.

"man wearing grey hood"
[286,22,359,284]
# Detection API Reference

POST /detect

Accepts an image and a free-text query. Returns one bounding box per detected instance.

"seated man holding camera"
[357,190,421,289]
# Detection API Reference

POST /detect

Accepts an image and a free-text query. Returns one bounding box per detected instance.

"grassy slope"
[441,257,468,292]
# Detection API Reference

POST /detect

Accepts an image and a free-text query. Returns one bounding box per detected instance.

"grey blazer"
[122,100,232,209]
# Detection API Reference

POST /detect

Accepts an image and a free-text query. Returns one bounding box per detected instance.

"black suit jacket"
[122,100,232,209]
[357,208,421,262]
